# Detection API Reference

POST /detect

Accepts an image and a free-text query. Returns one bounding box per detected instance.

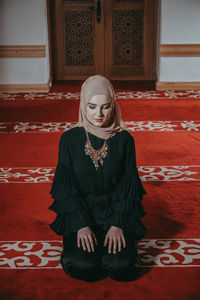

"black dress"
[49,126,147,281]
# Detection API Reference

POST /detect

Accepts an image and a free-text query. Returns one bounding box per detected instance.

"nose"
[96,107,103,117]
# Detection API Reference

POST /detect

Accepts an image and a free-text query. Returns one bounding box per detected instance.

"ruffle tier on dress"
[49,162,147,240]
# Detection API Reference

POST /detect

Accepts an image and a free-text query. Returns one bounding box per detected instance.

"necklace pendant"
[84,130,108,170]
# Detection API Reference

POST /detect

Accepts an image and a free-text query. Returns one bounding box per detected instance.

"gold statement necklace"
[84,129,108,170]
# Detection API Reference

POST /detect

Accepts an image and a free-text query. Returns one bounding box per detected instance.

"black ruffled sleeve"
[105,133,147,240]
[48,134,92,235]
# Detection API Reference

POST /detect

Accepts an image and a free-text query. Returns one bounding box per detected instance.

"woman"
[49,75,147,281]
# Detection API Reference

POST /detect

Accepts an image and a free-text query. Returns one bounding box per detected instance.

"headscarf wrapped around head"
[76,75,125,140]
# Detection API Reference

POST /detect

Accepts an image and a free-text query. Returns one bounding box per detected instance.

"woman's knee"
[61,253,103,281]
[102,256,131,274]
[72,259,98,276]
[102,255,141,281]
[101,240,138,276]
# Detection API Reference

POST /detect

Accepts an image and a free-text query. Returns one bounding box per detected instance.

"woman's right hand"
[77,226,98,253]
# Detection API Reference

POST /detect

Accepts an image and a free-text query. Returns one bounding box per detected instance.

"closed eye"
[103,105,110,109]
[88,104,96,109]
[87,104,111,109]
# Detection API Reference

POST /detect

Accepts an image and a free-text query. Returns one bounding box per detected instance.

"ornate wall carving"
[63,0,93,3]
[115,0,143,2]
[113,9,144,65]
[65,10,94,66]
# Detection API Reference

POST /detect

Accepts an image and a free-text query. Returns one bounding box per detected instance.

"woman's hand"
[77,226,98,253]
[104,226,126,254]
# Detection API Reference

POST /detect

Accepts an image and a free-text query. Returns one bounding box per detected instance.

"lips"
[95,119,103,122]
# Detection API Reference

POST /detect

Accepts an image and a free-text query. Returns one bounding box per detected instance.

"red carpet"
[0,84,200,300]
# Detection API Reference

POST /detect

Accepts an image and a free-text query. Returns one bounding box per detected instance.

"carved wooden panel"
[54,0,156,80]
[63,0,94,3]
[115,0,143,2]
[105,0,155,80]
[54,0,104,79]
[113,10,143,65]
[65,10,94,66]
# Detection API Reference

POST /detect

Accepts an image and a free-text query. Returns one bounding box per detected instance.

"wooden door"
[53,0,157,80]
[105,0,155,80]
[54,0,105,80]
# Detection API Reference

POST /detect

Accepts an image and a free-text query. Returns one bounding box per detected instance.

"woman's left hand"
[104,226,126,254]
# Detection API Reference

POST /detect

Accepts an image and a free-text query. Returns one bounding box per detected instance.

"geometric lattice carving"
[113,10,144,65]
[65,10,94,66]
[63,1,93,3]
[115,0,143,2]
[115,0,142,2]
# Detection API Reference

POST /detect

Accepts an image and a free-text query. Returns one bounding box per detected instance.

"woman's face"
[86,94,112,127]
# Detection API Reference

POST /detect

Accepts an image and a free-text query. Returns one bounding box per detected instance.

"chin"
[93,122,104,127]
[88,118,109,127]
[91,119,107,127]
